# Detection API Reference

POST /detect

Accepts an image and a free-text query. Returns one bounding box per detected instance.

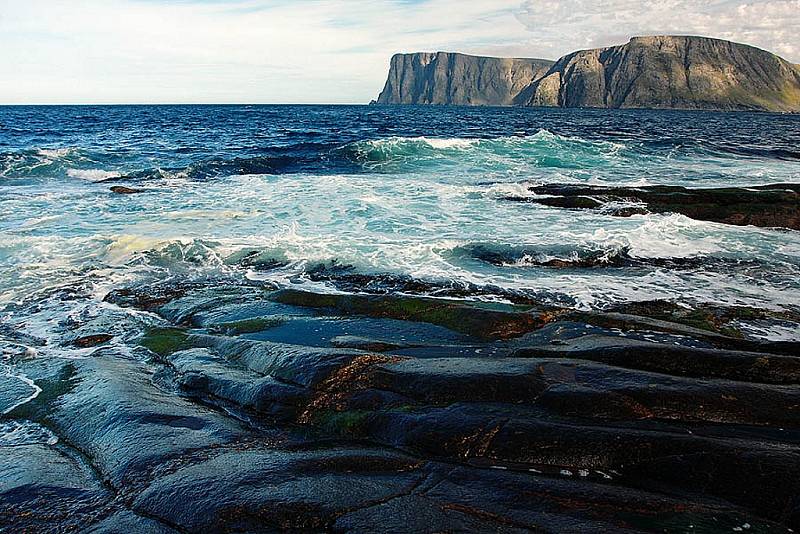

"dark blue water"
[2,105,799,182]
[1,105,800,345]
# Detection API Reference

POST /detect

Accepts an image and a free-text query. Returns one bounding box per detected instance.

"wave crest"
[1,147,87,180]
[0,150,296,182]
[339,130,627,171]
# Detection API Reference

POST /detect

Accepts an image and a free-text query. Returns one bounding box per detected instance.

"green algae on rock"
[269,289,555,340]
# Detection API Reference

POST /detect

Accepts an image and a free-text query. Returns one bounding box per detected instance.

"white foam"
[36,147,73,158]
[589,213,723,259]
[1,368,41,415]
[734,321,800,342]
[104,234,174,264]
[0,420,58,446]
[476,180,544,198]
[165,209,250,220]
[419,137,478,149]
[67,168,122,182]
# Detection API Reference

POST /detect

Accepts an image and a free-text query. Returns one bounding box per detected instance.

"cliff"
[375,37,800,112]
[375,52,553,106]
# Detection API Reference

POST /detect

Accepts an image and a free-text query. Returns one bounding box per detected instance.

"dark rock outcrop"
[504,182,800,230]
[109,186,144,195]
[376,36,800,112]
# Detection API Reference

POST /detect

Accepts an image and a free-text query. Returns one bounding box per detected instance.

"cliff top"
[389,51,554,64]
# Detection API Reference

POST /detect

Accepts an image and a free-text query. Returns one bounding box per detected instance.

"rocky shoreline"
[3,180,800,531]
[2,272,799,531]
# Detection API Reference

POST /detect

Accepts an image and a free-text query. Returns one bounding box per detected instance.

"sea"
[1,104,800,363]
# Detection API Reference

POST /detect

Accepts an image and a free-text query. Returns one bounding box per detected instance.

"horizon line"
[0,102,372,107]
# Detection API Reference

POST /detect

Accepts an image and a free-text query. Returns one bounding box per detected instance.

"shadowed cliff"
[375,52,554,106]
[375,36,800,112]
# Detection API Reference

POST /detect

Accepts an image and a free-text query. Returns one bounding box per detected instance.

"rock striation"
[375,36,800,112]
[4,265,800,531]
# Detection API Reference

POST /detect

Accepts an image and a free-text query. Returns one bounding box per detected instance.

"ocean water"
[1,105,800,355]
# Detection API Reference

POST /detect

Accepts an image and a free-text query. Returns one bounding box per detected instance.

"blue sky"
[1,0,797,104]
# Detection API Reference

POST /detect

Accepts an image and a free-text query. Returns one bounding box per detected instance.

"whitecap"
[419,137,478,149]
[67,168,121,182]
[36,147,74,158]
[105,234,174,264]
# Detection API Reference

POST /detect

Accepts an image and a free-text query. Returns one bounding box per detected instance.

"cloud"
[516,0,800,61]
[0,0,530,103]
[0,0,796,104]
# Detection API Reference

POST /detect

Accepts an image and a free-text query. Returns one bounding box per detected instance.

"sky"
[1,0,798,104]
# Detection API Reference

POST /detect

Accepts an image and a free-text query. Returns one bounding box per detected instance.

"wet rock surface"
[3,281,800,532]
[505,183,800,230]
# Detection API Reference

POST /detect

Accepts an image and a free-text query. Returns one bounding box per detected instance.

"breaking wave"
[0,150,304,183]
[125,156,299,181]
[339,130,628,172]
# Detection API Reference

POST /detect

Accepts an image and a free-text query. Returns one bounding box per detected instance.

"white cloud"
[0,0,529,103]
[516,0,800,61]
[0,0,796,104]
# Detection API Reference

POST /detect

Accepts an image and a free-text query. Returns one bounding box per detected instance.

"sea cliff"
[375,52,553,106]
[375,36,800,112]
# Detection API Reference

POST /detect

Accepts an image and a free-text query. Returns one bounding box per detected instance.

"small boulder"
[110,186,144,194]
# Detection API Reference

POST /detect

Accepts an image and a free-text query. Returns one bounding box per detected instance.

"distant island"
[374,36,800,112]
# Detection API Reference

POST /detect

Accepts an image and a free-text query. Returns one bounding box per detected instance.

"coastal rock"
[269,288,553,340]
[72,333,114,347]
[505,182,800,230]
[8,280,798,530]
[0,444,112,530]
[109,186,144,194]
[376,36,800,112]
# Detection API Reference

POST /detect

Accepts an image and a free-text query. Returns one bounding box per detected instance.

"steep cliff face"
[375,37,800,112]
[529,36,800,111]
[375,52,553,106]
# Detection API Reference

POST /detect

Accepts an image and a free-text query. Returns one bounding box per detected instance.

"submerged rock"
[0,444,112,529]
[330,335,414,352]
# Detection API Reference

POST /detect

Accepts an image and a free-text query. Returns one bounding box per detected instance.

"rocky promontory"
[375,36,800,112]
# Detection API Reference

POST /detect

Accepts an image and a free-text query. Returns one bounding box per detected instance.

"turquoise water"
[1,105,800,352]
